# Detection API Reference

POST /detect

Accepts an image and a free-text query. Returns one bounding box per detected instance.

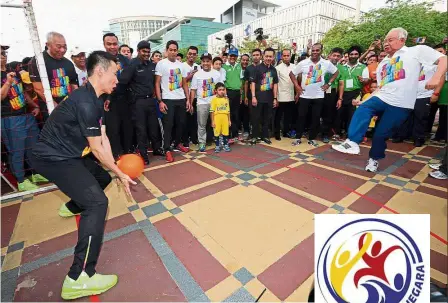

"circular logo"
[316,218,425,303]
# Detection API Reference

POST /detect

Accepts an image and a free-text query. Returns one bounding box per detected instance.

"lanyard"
[346,62,361,78]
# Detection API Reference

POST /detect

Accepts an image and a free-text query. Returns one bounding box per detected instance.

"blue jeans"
[348,97,411,160]
[1,114,40,182]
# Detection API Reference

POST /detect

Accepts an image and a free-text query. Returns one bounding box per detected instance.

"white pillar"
[355,0,361,23]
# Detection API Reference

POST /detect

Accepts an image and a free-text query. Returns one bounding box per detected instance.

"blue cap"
[228,47,239,57]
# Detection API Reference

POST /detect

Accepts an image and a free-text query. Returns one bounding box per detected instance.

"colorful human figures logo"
[379,56,406,88]
[316,218,427,303]
[169,68,182,91]
[305,63,323,85]
[50,68,72,98]
[418,66,425,81]
[2,75,26,110]
[260,71,273,91]
[201,78,215,98]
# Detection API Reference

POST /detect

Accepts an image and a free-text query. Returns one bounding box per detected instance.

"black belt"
[136,95,154,99]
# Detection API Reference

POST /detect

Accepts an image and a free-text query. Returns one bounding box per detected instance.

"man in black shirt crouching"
[30,51,136,300]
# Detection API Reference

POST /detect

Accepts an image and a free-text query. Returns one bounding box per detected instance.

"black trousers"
[296,98,324,140]
[435,105,447,141]
[322,88,338,137]
[135,98,162,160]
[228,90,241,138]
[274,101,295,136]
[395,97,431,141]
[182,98,198,145]
[239,102,250,133]
[162,99,186,150]
[105,95,134,157]
[440,148,447,175]
[334,90,359,135]
[251,102,273,139]
[30,154,112,280]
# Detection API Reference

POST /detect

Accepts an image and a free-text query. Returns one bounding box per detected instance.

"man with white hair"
[332,27,447,173]
[29,32,79,119]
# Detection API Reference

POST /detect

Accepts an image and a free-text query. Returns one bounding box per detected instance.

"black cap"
[137,41,151,50]
[1,45,10,50]
[200,52,212,60]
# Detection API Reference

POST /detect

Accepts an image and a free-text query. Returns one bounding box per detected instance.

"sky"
[0,0,444,61]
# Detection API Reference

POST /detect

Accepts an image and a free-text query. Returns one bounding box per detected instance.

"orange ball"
[117,154,145,179]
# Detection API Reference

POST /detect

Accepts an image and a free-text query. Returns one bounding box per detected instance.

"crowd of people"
[1,26,447,300]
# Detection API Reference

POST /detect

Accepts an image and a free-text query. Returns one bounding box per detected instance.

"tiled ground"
[1,139,447,302]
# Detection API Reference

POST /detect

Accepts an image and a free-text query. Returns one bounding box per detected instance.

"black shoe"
[275,134,281,141]
[153,148,166,156]
[261,138,272,145]
[414,140,424,147]
[392,138,403,143]
[322,137,330,144]
[250,138,257,145]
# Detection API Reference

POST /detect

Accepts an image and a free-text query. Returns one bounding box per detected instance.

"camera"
[224,33,233,45]
[254,28,266,42]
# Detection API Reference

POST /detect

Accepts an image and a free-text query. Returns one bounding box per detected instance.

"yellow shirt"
[210,96,230,115]
[362,93,371,101]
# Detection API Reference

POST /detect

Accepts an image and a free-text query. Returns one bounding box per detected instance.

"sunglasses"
[1,50,7,56]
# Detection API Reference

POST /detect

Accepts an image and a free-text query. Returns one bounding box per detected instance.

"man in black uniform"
[120,41,163,164]
[102,33,132,159]
[244,49,262,139]
[30,51,135,300]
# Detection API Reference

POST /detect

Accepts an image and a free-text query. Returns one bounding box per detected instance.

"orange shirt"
[363,63,378,94]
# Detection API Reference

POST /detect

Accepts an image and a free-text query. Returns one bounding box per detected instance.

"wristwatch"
[328,81,333,86]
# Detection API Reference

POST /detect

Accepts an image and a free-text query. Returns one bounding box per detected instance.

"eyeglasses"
[1,50,7,56]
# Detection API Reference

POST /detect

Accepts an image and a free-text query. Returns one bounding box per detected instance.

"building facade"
[108,15,176,46]
[220,0,279,25]
[145,18,231,52]
[208,0,357,54]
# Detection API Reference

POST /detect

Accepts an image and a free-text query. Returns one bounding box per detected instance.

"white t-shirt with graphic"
[155,58,187,100]
[191,69,221,105]
[417,64,437,99]
[75,66,87,86]
[376,45,443,109]
[293,58,337,99]
[182,62,200,92]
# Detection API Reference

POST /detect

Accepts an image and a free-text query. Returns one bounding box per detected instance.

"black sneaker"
[275,135,281,141]
[322,137,330,144]
[153,148,166,156]
[392,138,403,143]
[308,140,319,147]
[262,138,272,145]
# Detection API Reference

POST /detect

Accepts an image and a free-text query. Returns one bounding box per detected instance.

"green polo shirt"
[339,62,368,92]
[223,63,243,90]
[324,63,344,89]
[439,80,448,106]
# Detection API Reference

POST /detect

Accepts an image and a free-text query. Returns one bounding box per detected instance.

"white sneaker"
[429,163,442,170]
[365,158,379,173]
[332,139,360,155]
[429,170,448,180]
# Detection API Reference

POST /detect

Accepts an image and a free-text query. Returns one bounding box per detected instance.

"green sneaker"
[31,174,48,183]
[59,203,76,218]
[61,271,118,300]
[18,179,39,191]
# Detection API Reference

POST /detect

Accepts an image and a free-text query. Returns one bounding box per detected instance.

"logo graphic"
[315,215,429,303]
[379,56,406,88]
[201,78,215,98]
[418,66,425,81]
[2,76,26,110]
[305,63,323,85]
[260,71,273,91]
[50,68,72,99]
[169,68,183,91]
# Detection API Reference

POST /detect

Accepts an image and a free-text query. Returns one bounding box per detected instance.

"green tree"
[322,1,447,53]
[237,37,289,57]
[178,44,207,64]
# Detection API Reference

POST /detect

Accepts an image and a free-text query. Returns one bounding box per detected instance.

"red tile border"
[417,146,443,157]
[1,203,21,248]
[431,249,448,275]
[198,157,240,173]
[131,178,155,203]
[171,179,237,207]
[155,216,229,291]
[258,234,314,300]
[348,184,398,214]
[416,185,447,199]
[312,159,372,178]
[393,161,425,179]
[255,181,328,213]
[254,158,297,175]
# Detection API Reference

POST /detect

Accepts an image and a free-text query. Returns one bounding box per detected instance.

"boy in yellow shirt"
[210,82,231,152]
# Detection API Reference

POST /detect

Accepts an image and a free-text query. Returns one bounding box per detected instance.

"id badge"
[326,86,332,94]
[346,78,354,89]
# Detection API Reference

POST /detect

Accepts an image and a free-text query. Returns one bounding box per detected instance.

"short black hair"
[263,47,275,56]
[86,50,117,77]
[312,43,323,50]
[188,46,199,53]
[282,49,292,55]
[347,45,362,55]
[215,82,225,90]
[177,53,184,59]
[241,54,250,60]
[151,50,162,58]
[166,40,178,50]
[368,54,378,60]
[330,47,344,55]
[252,48,262,55]
[103,33,118,42]
[119,44,130,52]
[213,57,223,64]
[222,52,228,56]
[434,43,446,49]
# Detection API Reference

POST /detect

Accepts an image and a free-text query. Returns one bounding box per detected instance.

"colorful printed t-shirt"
[250,63,279,103]
[210,96,230,115]
[375,45,443,109]
[155,58,187,100]
[29,51,79,103]
[182,62,200,93]
[1,71,27,118]
[33,82,104,161]
[416,64,436,99]
[293,58,337,99]
[190,69,221,105]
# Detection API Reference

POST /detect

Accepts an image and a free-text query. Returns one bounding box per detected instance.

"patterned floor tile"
[417,145,444,158]
[348,184,399,213]
[1,203,21,248]
[393,160,426,179]
[130,178,156,203]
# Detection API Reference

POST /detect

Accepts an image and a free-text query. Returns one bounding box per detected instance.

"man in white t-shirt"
[332,28,447,173]
[212,57,226,83]
[275,49,296,141]
[190,53,221,152]
[290,43,340,147]
[155,40,192,163]
[182,46,200,147]
[70,46,87,86]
